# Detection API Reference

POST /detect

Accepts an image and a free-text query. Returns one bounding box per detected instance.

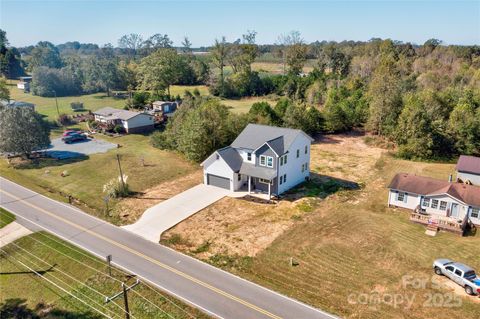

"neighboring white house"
[93,107,154,133]
[152,101,178,117]
[16,76,32,92]
[387,173,480,228]
[201,124,314,198]
[456,155,480,186]
[0,99,35,111]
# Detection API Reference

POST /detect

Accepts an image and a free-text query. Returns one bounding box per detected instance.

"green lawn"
[222,96,277,114]
[0,208,15,228]
[0,230,209,318]
[0,131,197,224]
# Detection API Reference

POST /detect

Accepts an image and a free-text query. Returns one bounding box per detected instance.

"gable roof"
[456,155,480,175]
[231,124,313,152]
[217,146,243,172]
[93,107,146,121]
[388,173,480,207]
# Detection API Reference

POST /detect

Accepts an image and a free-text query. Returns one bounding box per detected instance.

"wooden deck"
[410,212,466,235]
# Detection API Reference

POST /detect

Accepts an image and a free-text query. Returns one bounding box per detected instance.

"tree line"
[1,28,479,160]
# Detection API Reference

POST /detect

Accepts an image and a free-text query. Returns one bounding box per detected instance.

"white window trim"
[260,155,266,166]
[471,207,479,219]
[431,199,439,209]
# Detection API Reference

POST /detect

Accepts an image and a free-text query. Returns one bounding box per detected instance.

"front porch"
[237,175,276,200]
[409,211,468,235]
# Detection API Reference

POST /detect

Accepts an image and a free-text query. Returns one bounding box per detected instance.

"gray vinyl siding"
[255,144,278,170]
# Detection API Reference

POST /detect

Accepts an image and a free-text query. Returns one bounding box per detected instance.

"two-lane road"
[0,177,338,319]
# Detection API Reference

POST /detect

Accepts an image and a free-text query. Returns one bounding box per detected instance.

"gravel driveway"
[47,137,117,159]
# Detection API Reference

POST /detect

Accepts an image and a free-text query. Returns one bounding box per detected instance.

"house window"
[301,164,304,173]
[422,198,430,207]
[247,153,251,161]
[284,155,287,164]
[296,149,300,158]
[431,199,439,209]
[260,155,273,168]
[283,174,287,183]
[280,157,284,166]
[305,162,308,171]
[216,154,220,160]
[259,178,270,184]
[397,192,405,202]
[267,156,273,168]
[305,145,308,154]
[280,176,283,185]
[238,174,241,181]
[260,155,266,166]
[439,201,447,211]
[471,208,479,219]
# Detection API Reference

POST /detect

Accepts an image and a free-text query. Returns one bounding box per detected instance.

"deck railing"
[410,212,465,234]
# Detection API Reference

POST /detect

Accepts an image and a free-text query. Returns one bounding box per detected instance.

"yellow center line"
[0,189,282,319]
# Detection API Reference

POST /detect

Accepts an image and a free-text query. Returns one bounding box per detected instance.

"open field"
[0,230,209,318]
[222,96,277,113]
[252,61,314,74]
[0,131,197,223]
[163,133,480,319]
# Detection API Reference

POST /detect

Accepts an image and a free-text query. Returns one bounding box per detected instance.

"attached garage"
[207,174,231,190]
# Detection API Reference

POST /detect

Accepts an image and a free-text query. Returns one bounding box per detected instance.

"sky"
[1,0,479,47]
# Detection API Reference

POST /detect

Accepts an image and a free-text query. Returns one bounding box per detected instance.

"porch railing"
[410,212,465,234]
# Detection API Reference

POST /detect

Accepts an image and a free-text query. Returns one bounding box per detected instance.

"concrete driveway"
[122,184,229,242]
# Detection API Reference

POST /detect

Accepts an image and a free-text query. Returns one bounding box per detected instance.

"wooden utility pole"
[105,279,140,319]
[116,154,126,190]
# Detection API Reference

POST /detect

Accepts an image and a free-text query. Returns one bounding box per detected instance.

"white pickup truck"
[433,259,480,296]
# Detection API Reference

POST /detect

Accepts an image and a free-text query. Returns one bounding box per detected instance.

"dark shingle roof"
[217,147,243,172]
[456,155,480,175]
[388,173,480,207]
[239,162,277,180]
[231,124,312,152]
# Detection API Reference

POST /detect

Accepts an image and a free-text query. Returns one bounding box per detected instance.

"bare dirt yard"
[162,132,384,257]
[161,132,480,319]
[116,170,203,224]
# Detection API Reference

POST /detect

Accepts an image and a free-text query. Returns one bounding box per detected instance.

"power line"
[0,249,112,319]
[7,248,121,319]
[28,230,196,318]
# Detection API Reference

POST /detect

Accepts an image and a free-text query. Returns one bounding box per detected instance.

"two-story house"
[387,173,480,233]
[201,124,314,198]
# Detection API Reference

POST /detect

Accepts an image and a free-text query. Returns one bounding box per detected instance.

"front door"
[451,203,459,218]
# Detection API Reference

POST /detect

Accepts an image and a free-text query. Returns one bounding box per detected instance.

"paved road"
[123,184,229,242]
[0,177,338,319]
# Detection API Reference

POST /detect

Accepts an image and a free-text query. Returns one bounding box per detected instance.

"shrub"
[103,174,130,198]
[57,114,73,126]
[113,124,125,134]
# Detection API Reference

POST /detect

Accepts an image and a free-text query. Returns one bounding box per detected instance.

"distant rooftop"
[456,155,480,175]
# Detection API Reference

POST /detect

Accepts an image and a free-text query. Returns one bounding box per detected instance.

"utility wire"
[4,247,123,319]
[30,230,196,318]
[0,249,113,319]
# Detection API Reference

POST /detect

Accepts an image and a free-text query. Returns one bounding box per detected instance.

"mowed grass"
[0,208,15,228]
[0,230,209,318]
[0,131,197,223]
[200,144,480,318]
[222,96,277,114]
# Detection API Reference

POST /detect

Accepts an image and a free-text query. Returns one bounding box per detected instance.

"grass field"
[0,130,197,224]
[0,208,15,228]
[222,96,277,113]
[164,134,480,319]
[0,230,209,318]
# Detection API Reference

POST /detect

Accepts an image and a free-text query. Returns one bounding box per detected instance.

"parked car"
[62,130,82,137]
[62,133,87,144]
[433,259,480,295]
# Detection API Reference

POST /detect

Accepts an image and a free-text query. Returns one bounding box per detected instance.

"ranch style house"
[388,173,480,235]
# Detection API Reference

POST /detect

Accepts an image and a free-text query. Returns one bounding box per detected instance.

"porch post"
[248,176,251,194]
[268,181,271,200]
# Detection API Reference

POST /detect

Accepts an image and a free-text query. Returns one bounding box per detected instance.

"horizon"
[1,0,479,47]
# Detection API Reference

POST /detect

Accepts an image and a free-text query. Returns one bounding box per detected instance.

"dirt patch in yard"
[163,132,386,257]
[116,170,203,224]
